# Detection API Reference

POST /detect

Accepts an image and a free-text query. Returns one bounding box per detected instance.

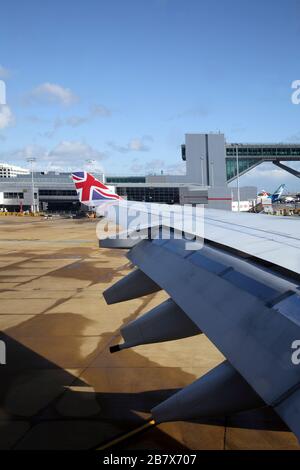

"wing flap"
[127,239,300,408]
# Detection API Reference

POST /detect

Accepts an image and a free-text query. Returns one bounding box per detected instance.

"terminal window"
[39,189,77,196]
[4,192,24,199]
[117,187,180,204]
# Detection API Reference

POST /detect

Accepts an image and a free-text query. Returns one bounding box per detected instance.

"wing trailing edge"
[102,233,300,441]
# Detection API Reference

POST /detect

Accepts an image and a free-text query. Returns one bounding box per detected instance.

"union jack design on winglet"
[71,171,122,205]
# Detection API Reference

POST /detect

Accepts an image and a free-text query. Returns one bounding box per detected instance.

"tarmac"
[0,216,299,450]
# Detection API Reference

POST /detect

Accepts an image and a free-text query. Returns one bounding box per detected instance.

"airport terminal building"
[0,172,222,212]
[1,133,300,212]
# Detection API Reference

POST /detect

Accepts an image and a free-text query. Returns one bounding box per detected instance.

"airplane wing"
[72,172,300,439]
[199,208,300,275]
[101,204,300,440]
[104,201,300,276]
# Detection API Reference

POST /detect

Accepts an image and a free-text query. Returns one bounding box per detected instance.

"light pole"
[210,161,215,187]
[236,146,240,212]
[200,157,204,186]
[27,157,36,213]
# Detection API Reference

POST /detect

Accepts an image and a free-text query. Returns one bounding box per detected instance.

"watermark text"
[291,340,300,365]
[0,340,6,365]
[291,80,300,104]
[96,201,205,251]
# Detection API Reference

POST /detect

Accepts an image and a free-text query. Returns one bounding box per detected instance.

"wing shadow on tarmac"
[0,330,294,450]
[0,239,298,450]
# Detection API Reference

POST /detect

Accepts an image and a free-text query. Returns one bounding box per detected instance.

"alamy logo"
[291,80,300,105]
[0,80,6,105]
[291,340,300,365]
[0,340,6,365]
[95,201,205,251]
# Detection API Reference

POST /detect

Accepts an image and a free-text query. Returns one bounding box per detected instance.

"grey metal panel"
[127,240,300,411]
[221,269,279,303]
[274,294,300,326]
[189,250,229,275]
[160,239,194,258]
[191,245,299,295]
[203,210,300,262]
[99,237,141,249]
[203,209,300,241]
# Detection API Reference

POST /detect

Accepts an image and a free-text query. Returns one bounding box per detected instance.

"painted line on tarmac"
[96,419,156,450]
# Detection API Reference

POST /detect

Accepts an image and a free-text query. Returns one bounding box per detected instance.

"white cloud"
[129,158,186,175]
[65,115,88,127]
[0,140,106,173]
[91,104,112,118]
[0,65,11,79]
[41,104,112,138]
[28,82,78,106]
[129,158,164,174]
[25,115,48,124]
[108,136,153,153]
[129,139,150,151]
[65,105,111,127]
[0,144,45,160]
[48,140,105,162]
[0,105,15,129]
[165,162,186,175]
[129,159,144,173]
[145,159,165,171]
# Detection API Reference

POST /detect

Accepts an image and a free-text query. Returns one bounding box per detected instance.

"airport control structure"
[1,132,300,212]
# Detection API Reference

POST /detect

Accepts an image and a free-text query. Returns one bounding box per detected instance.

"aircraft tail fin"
[271,184,286,203]
[71,171,122,206]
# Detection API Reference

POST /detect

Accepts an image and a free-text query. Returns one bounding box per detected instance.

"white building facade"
[0,163,30,178]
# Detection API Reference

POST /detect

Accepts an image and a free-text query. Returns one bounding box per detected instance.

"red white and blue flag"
[71,172,122,205]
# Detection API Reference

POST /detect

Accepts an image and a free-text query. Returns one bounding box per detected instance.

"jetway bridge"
[226,143,300,183]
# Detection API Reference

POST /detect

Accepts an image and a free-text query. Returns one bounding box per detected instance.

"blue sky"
[0,0,300,190]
